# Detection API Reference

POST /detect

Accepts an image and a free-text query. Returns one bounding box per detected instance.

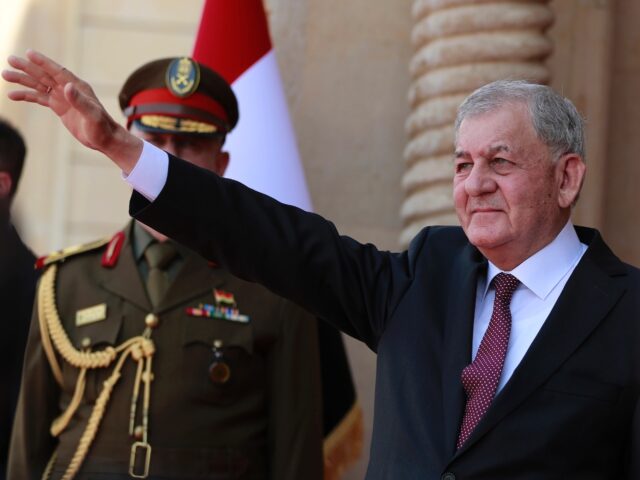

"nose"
[464,163,496,197]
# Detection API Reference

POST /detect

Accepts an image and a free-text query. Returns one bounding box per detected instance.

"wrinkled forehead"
[455,103,538,153]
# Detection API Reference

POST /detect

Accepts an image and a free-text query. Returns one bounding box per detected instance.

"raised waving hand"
[2,50,141,173]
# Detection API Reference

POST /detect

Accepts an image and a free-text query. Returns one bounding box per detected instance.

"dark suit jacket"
[0,221,37,480]
[9,223,323,480]
[131,155,639,480]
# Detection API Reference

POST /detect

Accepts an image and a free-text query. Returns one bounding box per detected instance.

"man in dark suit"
[0,118,38,480]
[4,51,639,479]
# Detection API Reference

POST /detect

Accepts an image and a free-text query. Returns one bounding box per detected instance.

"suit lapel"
[442,243,486,456]
[455,228,627,456]
[99,227,150,311]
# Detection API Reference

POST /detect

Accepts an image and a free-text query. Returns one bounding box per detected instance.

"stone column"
[401,0,554,246]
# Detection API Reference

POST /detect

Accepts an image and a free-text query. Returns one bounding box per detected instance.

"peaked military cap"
[119,57,238,136]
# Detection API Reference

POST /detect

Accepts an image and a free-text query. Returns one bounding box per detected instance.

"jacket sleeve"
[266,299,323,480]
[7,288,60,480]
[131,155,429,350]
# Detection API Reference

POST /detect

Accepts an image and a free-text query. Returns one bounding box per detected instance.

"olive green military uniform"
[8,222,323,479]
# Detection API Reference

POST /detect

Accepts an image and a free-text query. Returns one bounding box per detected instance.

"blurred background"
[1,1,638,478]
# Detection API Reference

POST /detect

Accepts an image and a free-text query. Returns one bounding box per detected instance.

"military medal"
[188,289,245,384]
[213,289,236,306]
[185,303,249,323]
[208,339,231,384]
[186,288,249,323]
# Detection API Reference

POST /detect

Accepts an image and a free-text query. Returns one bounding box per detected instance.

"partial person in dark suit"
[4,51,639,479]
[0,118,37,480]
[6,57,359,480]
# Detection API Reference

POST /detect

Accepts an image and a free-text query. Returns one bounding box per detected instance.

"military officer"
[8,58,327,480]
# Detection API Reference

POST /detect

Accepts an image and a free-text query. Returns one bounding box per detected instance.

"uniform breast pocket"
[181,317,258,406]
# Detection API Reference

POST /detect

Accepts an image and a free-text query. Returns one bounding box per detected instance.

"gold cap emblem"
[165,57,201,98]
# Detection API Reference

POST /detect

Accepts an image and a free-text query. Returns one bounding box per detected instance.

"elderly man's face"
[453,103,572,270]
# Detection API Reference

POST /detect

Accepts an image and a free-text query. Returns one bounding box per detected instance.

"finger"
[1,69,49,93]
[7,90,50,107]
[8,55,53,85]
[64,83,97,117]
[8,54,56,88]
[26,49,72,84]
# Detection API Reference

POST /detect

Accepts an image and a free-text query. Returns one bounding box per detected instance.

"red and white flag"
[192,0,313,211]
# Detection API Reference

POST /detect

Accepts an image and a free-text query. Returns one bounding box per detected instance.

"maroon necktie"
[456,272,520,449]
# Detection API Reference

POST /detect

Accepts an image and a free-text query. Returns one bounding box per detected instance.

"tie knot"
[492,272,520,301]
[144,241,177,270]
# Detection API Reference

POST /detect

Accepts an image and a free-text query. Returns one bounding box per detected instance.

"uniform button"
[133,425,144,440]
[80,337,91,349]
[441,473,456,480]
[145,313,160,328]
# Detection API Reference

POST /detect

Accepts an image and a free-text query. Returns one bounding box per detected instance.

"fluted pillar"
[401,0,554,246]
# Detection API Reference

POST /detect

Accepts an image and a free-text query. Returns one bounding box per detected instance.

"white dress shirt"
[126,141,588,394]
[474,221,587,392]
[125,141,168,201]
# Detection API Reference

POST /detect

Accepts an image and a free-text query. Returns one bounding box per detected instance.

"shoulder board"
[35,237,111,270]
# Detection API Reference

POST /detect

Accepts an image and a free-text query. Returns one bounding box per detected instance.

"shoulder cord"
[37,264,156,480]
[37,265,64,386]
[39,265,119,371]
[42,451,57,480]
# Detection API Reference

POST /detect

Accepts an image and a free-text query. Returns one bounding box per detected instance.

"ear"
[214,151,230,177]
[555,153,586,208]
[0,172,12,199]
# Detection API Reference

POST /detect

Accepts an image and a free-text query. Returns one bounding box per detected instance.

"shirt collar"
[481,221,586,301]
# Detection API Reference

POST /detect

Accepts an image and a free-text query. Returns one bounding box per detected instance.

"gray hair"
[454,80,585,161]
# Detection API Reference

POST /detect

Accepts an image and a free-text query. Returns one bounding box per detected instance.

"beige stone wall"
[547,0,613,232]
[546,0,640,265]
[602,0,640,264]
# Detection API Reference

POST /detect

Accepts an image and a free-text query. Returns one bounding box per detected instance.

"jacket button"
[145,313,160,328]
[441,473,456,480]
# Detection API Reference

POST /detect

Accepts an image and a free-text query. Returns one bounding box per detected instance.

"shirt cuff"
[122,140,169,201]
